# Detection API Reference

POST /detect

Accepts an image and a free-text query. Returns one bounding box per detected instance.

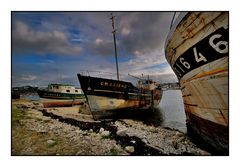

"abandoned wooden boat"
[77,74,162,119]
[37,83,85,107]
[165,12,228,153]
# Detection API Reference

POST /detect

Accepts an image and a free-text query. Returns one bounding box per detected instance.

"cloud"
[12,21,82,56]
[116,47,178,83]
[89,37,114,56]
[95,38,103,45]
[12,74,38,87]
[121,49,165,72]
[67,12,174,57]
[21,74,37,81]
[118,12,173,55]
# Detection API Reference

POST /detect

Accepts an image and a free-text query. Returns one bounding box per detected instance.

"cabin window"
[75,90,78,92]
[66,90,70,92]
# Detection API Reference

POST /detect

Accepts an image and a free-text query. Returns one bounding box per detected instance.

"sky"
[12,12,179,87]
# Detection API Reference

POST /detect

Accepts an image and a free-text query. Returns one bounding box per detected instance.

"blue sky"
[12,12,178,87]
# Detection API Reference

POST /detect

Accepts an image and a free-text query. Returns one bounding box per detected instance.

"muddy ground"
[11,99,210,156]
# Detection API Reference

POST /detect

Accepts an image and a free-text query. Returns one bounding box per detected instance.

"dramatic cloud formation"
[12,12,178,87]
[118,12,172,55]
[12,21,82,56]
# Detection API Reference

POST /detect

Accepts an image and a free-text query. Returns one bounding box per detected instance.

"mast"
[110,13,120,81]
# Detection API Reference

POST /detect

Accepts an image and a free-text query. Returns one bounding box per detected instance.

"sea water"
[158,90,186,133]
[20,93,40,101]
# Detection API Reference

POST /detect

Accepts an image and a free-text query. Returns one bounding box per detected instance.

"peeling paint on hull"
[77,74,162,119]
[165,12,228,153]
[40,98,85,108]
[86,95,160,119]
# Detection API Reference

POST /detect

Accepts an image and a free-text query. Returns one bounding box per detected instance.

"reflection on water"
[159,90,186,133]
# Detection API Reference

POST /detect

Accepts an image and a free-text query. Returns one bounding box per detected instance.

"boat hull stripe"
[172,27,228,79]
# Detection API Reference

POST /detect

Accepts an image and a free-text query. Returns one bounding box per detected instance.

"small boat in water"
[37,83,85,107]
[165,12,228,153]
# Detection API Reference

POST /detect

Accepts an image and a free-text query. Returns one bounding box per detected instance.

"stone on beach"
[125,146,135,153]
[100,130,111,138]
[116,128,128,136]
[47,139,56,147]
[99,127,104,133]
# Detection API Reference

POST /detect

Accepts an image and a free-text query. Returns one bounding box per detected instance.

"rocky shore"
[12,99,210,155]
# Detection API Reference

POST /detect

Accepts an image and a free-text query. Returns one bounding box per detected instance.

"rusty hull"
[41,99,85,108]
[165,12,229,154]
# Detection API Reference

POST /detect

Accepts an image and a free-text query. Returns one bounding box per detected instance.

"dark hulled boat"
[77,74,162,119]
[165,12,228,154]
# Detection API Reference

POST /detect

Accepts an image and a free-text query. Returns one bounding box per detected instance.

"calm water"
[20,93,40,101]
[158,90,186,133]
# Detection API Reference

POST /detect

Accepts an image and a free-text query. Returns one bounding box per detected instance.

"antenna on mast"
[110,13,120,81]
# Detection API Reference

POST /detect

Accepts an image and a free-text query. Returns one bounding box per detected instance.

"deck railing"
[79,70,126,80]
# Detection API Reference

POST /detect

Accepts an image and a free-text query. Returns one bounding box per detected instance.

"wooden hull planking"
[165,12,229,153]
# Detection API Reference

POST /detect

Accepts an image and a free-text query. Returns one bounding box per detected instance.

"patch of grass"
[12,106,27,127]
[43,119,52,123]
[12,99,31,103]
[110,147,120,155]
[101,134,112,139]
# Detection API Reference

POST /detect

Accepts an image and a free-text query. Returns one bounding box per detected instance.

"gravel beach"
[11,99,210,155]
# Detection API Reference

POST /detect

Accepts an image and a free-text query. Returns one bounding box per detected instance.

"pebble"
[172,140,178,149]
[37,130,47,133]
[100,130,110,138]
[130,140,136,144]
[99,127,104,133]
[80,130,87,135]
[116,128,127,136]
[142,139,148,144]
[75,151,82,156]
[47,139,56,147]
[125,146,135,153]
